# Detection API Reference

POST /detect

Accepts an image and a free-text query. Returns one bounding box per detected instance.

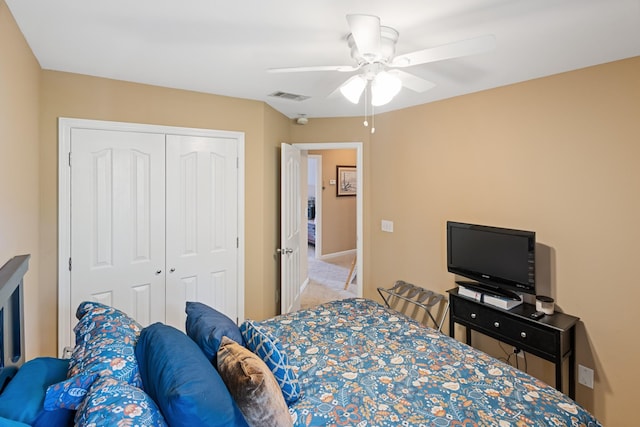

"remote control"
[530,311,545,319]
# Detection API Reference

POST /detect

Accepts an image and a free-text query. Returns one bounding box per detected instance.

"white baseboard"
[300,277,310,293]
[319,248,356,261]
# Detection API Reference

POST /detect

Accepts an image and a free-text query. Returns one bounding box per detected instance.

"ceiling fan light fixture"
[340,75,367,104]
[371,71,401,106]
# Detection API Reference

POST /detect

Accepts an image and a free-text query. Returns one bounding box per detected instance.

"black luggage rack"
[377,280,449,332]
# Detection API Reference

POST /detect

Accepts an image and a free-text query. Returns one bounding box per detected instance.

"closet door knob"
[170,268,176,273]
[155,270,162,275]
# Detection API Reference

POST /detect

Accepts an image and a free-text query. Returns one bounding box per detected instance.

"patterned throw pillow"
[74,376,167,426]
[240,320,301,405]
[45,301,143,410]
[43,373,99,410]
[217,337,292,427]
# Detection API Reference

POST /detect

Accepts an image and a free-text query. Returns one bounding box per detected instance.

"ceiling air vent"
[268,91,310,102]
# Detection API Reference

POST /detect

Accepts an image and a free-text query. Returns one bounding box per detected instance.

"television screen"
[447,221,535,298]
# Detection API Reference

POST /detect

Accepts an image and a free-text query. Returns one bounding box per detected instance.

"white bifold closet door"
[70,128,167,325]
[164,134,239,328]
[70,128,238,331]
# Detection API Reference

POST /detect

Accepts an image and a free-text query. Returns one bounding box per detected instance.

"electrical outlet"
[62,346,73,359]
[578,364,594,389]
[513,347,524,358]
[381,220,394,233]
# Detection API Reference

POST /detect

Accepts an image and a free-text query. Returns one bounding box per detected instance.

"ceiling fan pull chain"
[371,104,376,134]
[363,82,369,127]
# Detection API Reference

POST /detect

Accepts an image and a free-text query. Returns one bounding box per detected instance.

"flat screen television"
[447,221,535,300]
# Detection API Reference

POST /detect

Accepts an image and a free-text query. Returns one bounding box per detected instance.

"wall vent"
[268,91,310,102]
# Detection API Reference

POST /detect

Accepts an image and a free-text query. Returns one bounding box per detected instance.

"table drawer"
[453,297,556,356]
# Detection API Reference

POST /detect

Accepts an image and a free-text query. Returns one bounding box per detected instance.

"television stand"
[447,287,579,398]
[455,281,521,300]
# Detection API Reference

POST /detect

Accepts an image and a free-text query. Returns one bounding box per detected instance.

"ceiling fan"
[269,14,496,107]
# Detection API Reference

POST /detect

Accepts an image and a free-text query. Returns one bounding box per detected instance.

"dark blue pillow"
[185,301,244,364]
[135,323,249,427]
[0,357,74,427]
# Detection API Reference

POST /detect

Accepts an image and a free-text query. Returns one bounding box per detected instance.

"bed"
[257,298,601,426]
[0,254,601,427]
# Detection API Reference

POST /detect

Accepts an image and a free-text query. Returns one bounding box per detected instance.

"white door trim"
[293,142,363,299]
[58,117,245,355]
[308,154,323,257]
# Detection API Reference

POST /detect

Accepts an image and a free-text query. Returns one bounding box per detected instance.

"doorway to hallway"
[301,245,356,309]
[280,141,362,314]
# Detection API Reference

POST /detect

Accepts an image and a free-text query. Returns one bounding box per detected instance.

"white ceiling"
[6,0,640,119]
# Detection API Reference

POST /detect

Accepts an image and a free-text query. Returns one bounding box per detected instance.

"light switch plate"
[381,220,394,232]
[578,364,594,389]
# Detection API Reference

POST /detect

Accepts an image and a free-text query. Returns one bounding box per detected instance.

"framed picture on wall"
[336,165,357,196]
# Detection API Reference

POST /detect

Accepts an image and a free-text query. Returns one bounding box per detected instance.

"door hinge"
[236,157,239,169]
[68,152,72,167]
[68,257,72,271]
[236,237,239,248]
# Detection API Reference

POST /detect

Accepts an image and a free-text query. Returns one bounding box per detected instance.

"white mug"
[536,295,555,315]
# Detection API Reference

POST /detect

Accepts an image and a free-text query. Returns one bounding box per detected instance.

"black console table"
[447,288,579,398]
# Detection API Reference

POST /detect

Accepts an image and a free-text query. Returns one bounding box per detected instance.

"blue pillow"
[44,373,98,410]
[185,302,244,364]
[0,417,30,426]
[45,302,142,410]
[71,301,142,351]
[74,376,167,426]
[0,357,74,427]
[240,320,301,405]
[135,323,249,427]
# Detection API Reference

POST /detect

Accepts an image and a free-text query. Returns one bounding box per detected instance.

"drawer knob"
[493,321,500,328]
[471,313,477,319]
[520,331,527,338]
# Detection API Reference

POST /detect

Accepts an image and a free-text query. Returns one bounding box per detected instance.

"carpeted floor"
[300,246,357,309]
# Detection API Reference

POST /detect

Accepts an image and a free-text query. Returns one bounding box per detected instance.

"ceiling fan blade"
[346,14,381,59]
[390,34,496,68]
[327,76,353,99]
[268,65,360,73]
[389,70,436,93]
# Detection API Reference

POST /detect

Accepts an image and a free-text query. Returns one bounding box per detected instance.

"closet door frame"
[57,117,245,355]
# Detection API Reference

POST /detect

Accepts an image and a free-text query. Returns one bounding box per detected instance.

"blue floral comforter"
[257,298,601,427]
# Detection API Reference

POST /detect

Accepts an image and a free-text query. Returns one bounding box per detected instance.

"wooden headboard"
[0,254,29,392]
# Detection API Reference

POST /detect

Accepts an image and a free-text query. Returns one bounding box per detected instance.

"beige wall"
[293,57,640,425]
[0,0,42,357]
[309,149,357,255]
[2,2,637,421]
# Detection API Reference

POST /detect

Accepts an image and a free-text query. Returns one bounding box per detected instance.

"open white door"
[280,143,303,314]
